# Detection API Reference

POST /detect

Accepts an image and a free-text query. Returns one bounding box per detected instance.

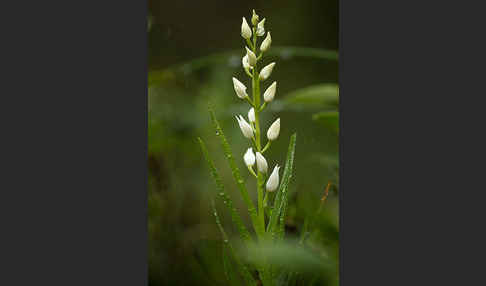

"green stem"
[261,141,271,154]
[251,30,265,234]
[260,102,267,111]
[252,27,273,286]
[248,166,258,178]
[245,96,254,107]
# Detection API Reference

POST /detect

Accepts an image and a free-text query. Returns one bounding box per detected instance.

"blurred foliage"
[148,1,338,285]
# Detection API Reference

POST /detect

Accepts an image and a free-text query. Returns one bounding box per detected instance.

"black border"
[1,0,148,285]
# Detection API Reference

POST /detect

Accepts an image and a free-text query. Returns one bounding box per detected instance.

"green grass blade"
[267,133,297,236]
[222,244,245,286]
[211,200,257,286]
[198,137,253,245]
[208,106,264,238]
[222,244,232,281]
[277,198,288,241]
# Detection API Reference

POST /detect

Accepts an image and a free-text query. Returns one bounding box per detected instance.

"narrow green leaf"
[267,133,297,235]
[222,244,232,281]
[211,200,257,286]
[222,244,245,286]
[208,106,264,238]
[198,137,252,245]
[277,198,288,241]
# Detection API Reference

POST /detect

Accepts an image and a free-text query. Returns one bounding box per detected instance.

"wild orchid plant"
[199,10,297,286]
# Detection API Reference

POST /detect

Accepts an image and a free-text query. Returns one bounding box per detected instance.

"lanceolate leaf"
[222,244,245,286]
[198,137,252,245]
[208,106,264,238]
[211,200,257,286]
[267,133,297,235]
[277,198,288,241]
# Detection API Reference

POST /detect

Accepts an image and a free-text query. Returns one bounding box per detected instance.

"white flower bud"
[256,18,266,36]
[266,165,280,192]
[248,107,255,123]
[251,10,259,26]
[255,152,268,173]
[244,148,256,167]
[235,115,254,139]
[263,81,277,102]
[241,17,252,39]
[260,32,272,52]
[245,47,257,67]
[259,62,275,81]
[242,55,252,71]
[232,77,248,99]
[267,118,280,141]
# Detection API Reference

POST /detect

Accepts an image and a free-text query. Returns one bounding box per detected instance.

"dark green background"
[148,1,339,285]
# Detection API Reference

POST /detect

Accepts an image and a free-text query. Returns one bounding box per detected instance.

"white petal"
[259,62,275,81]
[256,152,268,173]
[241,17,252,39]
[263,81,277,102]
[266,165,280,192]
[248,108,255,123]
[246,47,257,66]
[256,18,266,36]
[232,77,248,99]
[244,148,256,166]
[260,32,272,52]
[267,118,280,140]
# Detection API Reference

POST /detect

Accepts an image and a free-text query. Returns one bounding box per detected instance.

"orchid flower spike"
[241,17,252,39]
[245,47,257,67]
[248,107,255,123]
[235,115,254,139]
[256,18,266,36]
[255,152,268,173]
[232,77,248,99]
[259,62,275,81]
[244,148,256,167]
[260,31,272,52]
[266,165,280,192]
[263,81,277,102]
[267,118,280,140]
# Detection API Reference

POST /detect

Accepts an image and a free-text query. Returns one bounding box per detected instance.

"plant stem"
[261,141,271,153]
[251,30,265,235]
[252,27,273,286]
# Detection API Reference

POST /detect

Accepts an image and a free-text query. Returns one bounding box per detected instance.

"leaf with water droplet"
[267,133,297,239]
[198,137,253,244]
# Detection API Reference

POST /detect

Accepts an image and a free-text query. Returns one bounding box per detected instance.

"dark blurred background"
[148,0,339,285]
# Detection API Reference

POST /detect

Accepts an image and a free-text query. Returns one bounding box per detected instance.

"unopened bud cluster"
[233,10,281,192]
